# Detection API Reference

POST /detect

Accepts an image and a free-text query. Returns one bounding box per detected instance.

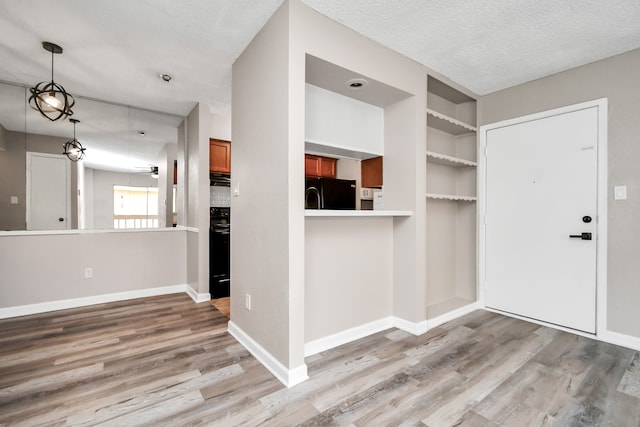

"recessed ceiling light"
[160,73,173,83]
[138,131,145,136]
[346,78,368,90]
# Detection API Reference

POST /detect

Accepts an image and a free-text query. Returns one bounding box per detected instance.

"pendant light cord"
[50,50,54,84]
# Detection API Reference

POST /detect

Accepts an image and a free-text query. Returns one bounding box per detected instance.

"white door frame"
[478,98,608,337]
[26,151,72,230]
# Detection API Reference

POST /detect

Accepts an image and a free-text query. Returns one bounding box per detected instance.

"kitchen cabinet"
[305,154,336,178]
[173,160,177,185]
[425,75,477,319]
[361,156,383,188]
[210,139,231,175]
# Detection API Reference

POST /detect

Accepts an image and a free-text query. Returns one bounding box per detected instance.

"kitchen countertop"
[304,210,413,217]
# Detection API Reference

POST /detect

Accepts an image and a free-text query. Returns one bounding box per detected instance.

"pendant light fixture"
[29,41,75,121]
[63,119,86,161]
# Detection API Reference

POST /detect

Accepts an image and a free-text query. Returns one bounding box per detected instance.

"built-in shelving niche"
[426,75,477,319]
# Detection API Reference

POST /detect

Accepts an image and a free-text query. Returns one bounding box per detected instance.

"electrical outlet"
[84,267,93,279]
[245,293,251,311]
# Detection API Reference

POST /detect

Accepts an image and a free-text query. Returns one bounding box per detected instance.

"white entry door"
[27,152,70,230]
[482,101,606,334]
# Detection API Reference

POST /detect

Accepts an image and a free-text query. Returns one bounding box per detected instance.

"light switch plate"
[10,196,18,205]
[614,185,627,200]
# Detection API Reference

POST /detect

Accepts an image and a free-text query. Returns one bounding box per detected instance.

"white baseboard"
[228,321,308,388]
[185,286,211,303]
[304,304,486,357]
[304,317,394,357]
[391,301,482,336]
[599,329,640,352]
[392,317,429,336]
[0,284,205,319]
[426,301,483,330]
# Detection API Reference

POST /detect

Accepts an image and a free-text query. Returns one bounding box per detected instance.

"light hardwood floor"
[1,293,639,426]
[211,297,230,318]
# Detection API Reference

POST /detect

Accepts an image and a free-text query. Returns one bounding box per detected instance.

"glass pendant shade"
[29,42,75,121]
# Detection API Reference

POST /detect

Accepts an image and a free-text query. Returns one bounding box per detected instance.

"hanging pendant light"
[29,41,75,121]
[63,118,86,161]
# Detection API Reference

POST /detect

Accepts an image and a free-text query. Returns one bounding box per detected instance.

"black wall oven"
[210,207,230,298]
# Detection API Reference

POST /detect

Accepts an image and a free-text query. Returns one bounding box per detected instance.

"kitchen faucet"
[305,186,321,209]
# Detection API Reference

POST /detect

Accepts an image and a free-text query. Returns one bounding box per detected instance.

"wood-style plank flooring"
[1,293,639,426]
[211,297,230,318]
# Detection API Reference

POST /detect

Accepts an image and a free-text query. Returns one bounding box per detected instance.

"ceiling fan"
[134,165,159,178]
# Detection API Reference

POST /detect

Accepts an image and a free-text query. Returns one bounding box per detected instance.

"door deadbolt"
[582,216,592,223]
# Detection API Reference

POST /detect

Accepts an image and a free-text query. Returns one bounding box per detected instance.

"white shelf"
[426,109,477,135]
[426,193,477,202]
[305,210,413,217]
[426,151,477,168]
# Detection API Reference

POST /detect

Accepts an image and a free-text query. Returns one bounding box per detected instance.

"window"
[113,185,159,229]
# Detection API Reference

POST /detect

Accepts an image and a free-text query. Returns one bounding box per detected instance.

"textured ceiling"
[304,0,640,96]
[1,0,639,117]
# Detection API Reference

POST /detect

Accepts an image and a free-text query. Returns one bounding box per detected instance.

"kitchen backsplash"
[210,186,231,207]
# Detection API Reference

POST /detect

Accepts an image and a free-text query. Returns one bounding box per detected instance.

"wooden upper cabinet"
[361,156,383,188]
[173,160,177,185]
[210,139,231,175]
[305,154,336,178]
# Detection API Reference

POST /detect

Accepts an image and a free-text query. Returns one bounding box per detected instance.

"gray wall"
[0,229,187,309]
[0,130,26,230]
[478,48,640,338]
[232,0,429,373]
[0,104,213,312]
[305,218,393,342]
[90,169,158,229]
[232,1,294,367]
[185,103,211,295]
[0,123,6,151]
[0,131,80,230]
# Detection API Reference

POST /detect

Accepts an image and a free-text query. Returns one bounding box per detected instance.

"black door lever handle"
[569,232,592,240]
